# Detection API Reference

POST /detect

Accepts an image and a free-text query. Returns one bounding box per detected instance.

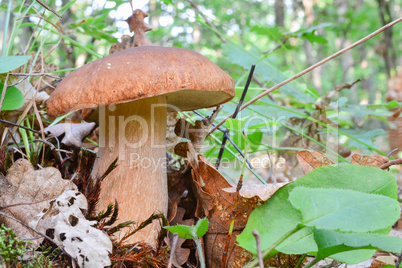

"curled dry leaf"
[0,158,76,246]
[187,143,262,268]
[31,190,113,268]
[223,183,288,201]
[125,9,153,47]
[351,154,389,167]
[297,150,335,174]
[44,122,97,147]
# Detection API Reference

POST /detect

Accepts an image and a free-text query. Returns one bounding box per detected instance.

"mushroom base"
[92,96,168,247]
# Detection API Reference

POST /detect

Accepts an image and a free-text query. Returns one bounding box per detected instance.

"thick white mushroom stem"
[92,96,167,247]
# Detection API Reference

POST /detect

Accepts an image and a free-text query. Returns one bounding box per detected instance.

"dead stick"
[35,0,62,19]
[208,17,402,135]
[252,230,264,268]
[167,233,179,268]
[380,158,402,169]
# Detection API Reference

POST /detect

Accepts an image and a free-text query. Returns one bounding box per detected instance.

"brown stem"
[92,96,168,247]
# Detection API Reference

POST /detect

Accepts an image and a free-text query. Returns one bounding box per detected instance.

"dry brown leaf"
[0,159,76,246]
[223,183,288,201]
[174,142,189,158]
[297,150,335,174]
[125,9,153,47]
[187,143,262,268]
[371,255,397,267]
[351,154,389,167]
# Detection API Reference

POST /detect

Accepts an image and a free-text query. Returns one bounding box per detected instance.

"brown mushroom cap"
[47,46,235,116]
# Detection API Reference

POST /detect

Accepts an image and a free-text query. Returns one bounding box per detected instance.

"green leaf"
[276,227,317,254]
[250,25,283,38]
[343,128,387,150]
[289,187,400,232]
[0,55,30,73]
[314,229,402,263]
[0,82,24,111]
[247,129,263,152]
[386,100,400,109]
[301,32,328,44]
[164,218,208,239]
[225,118,245,132]
[237,165,397,255]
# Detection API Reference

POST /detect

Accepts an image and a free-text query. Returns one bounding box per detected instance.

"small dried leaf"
[187,143,259,267]
[0,159,76,246]
[223,183,288,201]
[33,190,113,268]
[351,154,389,167]
[125,9,153,47]
[297,150,335,174]
[44,122,97,147]
[174,142,189,157]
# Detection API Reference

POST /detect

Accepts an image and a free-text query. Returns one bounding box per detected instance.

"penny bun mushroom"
[47,46,235,247]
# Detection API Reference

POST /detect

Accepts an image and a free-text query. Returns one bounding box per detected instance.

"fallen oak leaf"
[223,183,288,201]
[0,158,76,246]
[32,190,113,268]
[187,143,262,268]
[297,150,335,174]
[351,154,389,168]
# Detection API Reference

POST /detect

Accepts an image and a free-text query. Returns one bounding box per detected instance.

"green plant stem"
[192,234,206,268]
[2,0,12,56]
[246,227,300,268]
[295,253,307,268]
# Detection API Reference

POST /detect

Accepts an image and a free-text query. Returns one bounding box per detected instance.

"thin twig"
[262,36,289,54]
[39,78,62,92]
[35,0,62,19]
[0,119,40,133]
[380,158,402,169]
[252,230,264,268]
[9,72,59,78]
[208,17,402,135]
[167,233,179,268]
[215,65,255,169]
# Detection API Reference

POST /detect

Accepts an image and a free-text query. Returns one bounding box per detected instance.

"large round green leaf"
[237,164,397,262]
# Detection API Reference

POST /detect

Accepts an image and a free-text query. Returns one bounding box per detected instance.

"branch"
[208,17,402,135]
